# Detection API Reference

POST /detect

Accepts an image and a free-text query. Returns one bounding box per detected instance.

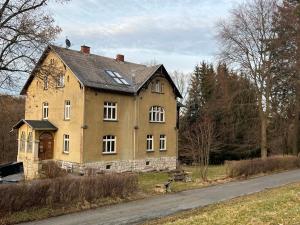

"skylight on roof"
[105,70,130,85]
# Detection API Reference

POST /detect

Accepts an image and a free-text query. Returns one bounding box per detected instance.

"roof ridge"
[49,44,147,68]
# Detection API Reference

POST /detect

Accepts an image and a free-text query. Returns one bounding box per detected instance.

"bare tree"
[0,0,66,92]
[183,116,214,181]
[171,70,190,105]
[217,0,278,158]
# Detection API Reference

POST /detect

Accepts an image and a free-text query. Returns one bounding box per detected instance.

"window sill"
[103,119,118,122]
[160,149,167,152]
[63,151,69,155]
[151,91,164,94]
[146,150,154,152]
[102,152,117,155]
[64,119,70,121]
[149,121,165,124]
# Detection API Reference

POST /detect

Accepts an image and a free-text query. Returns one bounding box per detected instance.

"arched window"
[149,106,165,122]
[103,135,116,153]
[20,131,26,152]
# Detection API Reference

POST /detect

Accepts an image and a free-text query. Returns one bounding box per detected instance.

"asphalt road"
[20,169,300,225]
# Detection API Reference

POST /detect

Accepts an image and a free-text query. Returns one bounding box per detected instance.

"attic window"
[105,70,129,85]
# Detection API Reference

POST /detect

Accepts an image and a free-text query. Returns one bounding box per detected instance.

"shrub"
[40,161,67,178]
[0,173,138,213]
[226,155,300,178]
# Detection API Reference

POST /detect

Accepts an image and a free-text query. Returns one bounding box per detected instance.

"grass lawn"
[138,165,227,194]
[146,182,300,225]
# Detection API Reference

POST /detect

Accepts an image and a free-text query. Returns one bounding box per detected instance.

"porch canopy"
[13,119,57,131]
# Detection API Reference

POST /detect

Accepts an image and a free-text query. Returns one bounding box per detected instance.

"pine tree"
[185,64,202,123]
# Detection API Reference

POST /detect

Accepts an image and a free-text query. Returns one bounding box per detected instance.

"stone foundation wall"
[21,157,177,179]
[57,156,177,174]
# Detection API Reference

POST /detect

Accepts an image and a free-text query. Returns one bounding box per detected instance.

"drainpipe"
[80,86,85,164]
[133,95,137,170]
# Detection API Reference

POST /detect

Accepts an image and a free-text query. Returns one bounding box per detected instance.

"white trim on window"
[149,106,165,122]
[103,135,116,153]
[159,134,167,151]
[63,134,70,153]
[42,102,49,120]
[146,135,154,151]
[104,102,117,121]
[64,100,71,120]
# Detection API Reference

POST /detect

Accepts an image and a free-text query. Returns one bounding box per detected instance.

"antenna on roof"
[65,37,71,49]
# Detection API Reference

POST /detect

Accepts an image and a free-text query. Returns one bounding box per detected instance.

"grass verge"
[138,165,227,194]
[145,182,300,225]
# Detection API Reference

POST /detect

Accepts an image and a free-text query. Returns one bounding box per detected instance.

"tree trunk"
[292,84,300,155]
[260,113,268,158]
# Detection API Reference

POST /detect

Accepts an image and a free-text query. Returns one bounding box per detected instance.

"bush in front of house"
[0,173,138,214]
[40,161,68,178]
[226,155,300,178]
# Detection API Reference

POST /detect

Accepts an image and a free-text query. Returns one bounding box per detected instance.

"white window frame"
[42,102,49,120]
[63,134,70,153]
[57,74,64,87]
[64,100,71,120]
[149,106,165,122]
[103,135,116,154]
[104,102,117,121]
[159,135,167,151]
[146,135,154,151]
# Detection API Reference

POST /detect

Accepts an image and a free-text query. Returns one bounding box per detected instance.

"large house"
[13,45,182,179]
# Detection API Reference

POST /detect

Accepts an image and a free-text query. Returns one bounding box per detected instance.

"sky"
[48,0,240,74]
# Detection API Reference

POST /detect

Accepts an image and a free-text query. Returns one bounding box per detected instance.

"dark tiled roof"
[20,45,182,97]
[13,119,57,131]
[51,45,164,93]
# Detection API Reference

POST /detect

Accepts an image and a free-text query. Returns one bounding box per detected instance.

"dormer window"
[105,70,129,85]
[151,80,164,93]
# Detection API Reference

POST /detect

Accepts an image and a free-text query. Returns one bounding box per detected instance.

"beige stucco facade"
[16,49,179,178]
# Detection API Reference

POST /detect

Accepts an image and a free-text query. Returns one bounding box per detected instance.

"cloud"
[48,0,240,72]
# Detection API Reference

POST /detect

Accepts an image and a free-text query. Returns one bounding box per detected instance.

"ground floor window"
[159,134,166,151]
[103,135,116,153]
[63,134,70,153]
[146,135,153,151]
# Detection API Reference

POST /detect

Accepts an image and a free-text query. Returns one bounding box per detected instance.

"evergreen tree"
[185,64,202,123]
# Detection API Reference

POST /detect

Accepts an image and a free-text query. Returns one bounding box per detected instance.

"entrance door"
[39,132,53,160]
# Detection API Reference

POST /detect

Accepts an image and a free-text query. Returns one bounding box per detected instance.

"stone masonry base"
[20,157,177,179]
[57,157,177,174]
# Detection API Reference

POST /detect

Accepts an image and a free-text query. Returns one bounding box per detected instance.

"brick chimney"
[116,54,124,62]
[81,45,90,54]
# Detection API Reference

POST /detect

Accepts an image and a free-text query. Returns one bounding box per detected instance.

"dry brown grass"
[0,173,138,214]
[226,155,300,178]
